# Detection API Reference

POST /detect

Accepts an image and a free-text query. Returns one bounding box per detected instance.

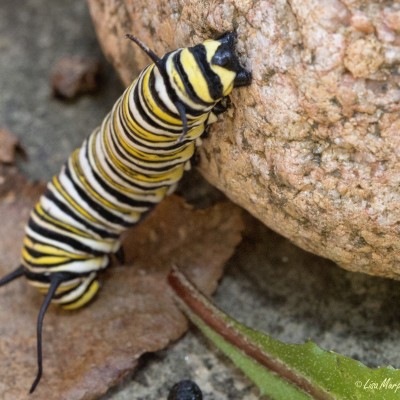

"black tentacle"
[29,274,65,394]
[0,266,24,287]
[125,34,161,65]
[115,246,125,265]
[174,101,188,142]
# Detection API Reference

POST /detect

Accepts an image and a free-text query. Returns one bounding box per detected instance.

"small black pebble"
[167,379,203,400]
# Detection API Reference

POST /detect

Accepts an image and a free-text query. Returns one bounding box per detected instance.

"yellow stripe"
[62,280,100,310]
[104,121,194,183]
[203,39,236,97]
[113,110,203,158]
[53,174,98,223]
[110,113,195,162]
[180,48,214,103]
[121,90,178,143]
[35,282,80,295]
[71,151,139,219]
[142,65,183,125]
[22,248,71,265]
[23,237,87,259]
[56,282,81,293]
[34,203,93,239]
[90,133,168,199]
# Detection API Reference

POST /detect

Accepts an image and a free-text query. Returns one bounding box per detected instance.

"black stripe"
[189,44,223,100]
[44,188,118,239]
[24,269,93,283]
[83,141,158,209]
[116,106,192,154]
[173,51,212,107]
[52,275,97,300]
[64,163,132,228]
[158,53,208,117]
[108,121,187,177]
[27,216,105,256]
[103,156,168,191]
[132,80,181,134]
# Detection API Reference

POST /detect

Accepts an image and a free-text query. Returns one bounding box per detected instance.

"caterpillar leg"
[212,97,230,115]
[29,273,66,394]
[115,246,125,265]
[0,265,24,286]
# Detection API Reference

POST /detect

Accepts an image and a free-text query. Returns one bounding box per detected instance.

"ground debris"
[51,57,101,99]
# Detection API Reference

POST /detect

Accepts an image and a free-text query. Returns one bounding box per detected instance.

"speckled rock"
[88,0,400,280]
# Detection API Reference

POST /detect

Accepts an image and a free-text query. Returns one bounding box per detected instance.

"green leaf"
[168,266,400,400]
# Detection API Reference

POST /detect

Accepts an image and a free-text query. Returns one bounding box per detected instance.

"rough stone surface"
[89,0,400,280]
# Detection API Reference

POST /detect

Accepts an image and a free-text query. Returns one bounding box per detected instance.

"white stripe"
[46,180,123,235]
[165,54,208,111]
[51,272,98,304]
[77,145,150,213]
[90,137,166,202]
[41,195,107,241]
[29,212,118,252]
[24,255,109,275]
[130,72,182,136]
[58,165,130,232]
[105,117,187,173]
[102,127,188,187]
[91,132,167,201]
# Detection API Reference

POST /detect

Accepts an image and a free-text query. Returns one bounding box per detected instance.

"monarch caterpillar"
[0,31,251,393]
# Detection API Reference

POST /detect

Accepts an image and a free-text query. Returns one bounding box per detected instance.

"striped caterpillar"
[0,32,251,393]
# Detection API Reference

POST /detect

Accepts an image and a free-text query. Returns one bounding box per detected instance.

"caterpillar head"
[205,31,252,95]
[125,32,251,140]
[172,32,252,104]
[125,32,251,104]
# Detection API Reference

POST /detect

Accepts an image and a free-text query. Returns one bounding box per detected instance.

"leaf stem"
[168,265,334,400]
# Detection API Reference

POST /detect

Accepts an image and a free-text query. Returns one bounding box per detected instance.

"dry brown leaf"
[0,129,22,164]
[0,164,244,400]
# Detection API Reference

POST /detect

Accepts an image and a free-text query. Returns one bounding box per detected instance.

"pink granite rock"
[88,0,400,280]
